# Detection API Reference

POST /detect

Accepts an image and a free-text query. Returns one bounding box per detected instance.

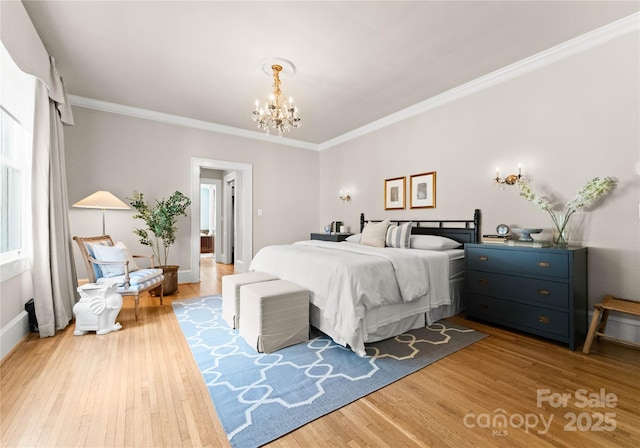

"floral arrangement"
[517,176,618,246]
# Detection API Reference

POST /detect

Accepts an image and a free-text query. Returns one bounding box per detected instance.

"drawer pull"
[538,289,550,296]
[479,256,488,261]
[538,315,550,324]
[537,261,550,268]
[478,279,489,286]
[479,303,489,309]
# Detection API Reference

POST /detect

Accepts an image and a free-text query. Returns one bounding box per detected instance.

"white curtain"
[1,0,77,337]
[31,76,77,337]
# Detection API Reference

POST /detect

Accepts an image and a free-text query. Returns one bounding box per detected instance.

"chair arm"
[88,256,131,287]
[133,254,156,268]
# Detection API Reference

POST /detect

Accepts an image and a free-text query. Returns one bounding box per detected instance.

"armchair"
[73,235,164,320]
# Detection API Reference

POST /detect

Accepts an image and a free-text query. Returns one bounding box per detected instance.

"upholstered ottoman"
[239,279,310,353]
[222,271,278,329]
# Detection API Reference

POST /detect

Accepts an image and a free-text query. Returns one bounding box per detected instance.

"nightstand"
[465,243,588,350]
[310,233,352,242]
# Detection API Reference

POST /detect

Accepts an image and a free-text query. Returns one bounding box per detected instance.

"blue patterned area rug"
[172,296,487,448]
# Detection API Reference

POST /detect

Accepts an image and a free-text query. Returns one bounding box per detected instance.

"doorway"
[199,178,222,262]
[190,157,253,283]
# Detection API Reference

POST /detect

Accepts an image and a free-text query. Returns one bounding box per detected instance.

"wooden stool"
[583,295,640,354]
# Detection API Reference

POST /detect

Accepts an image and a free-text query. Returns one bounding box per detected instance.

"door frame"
[190,157,252,282]
[222,171,236,265]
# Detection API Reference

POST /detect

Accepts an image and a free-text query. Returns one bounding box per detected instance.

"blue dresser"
[465,243,588,350]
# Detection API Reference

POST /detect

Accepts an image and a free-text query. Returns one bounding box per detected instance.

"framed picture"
[410,171,436,209]
[384,176,406,210]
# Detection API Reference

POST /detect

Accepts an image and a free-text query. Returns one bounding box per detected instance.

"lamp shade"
[72,191,130,210]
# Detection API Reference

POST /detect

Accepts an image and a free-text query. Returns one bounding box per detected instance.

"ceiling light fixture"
[251,59,301,136]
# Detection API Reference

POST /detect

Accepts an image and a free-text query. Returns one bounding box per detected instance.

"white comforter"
[248,240,451,356]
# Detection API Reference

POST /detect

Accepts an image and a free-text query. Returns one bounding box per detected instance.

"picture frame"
[384,176,406,210]
[410,171,436,209]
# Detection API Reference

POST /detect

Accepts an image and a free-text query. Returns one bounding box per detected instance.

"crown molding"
[318,12,640,151]
[68,12,638,152]
[67,95,320,151]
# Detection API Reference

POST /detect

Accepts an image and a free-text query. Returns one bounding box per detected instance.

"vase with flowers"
[517,177,618,247]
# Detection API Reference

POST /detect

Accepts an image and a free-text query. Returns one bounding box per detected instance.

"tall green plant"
[128,191,191,266]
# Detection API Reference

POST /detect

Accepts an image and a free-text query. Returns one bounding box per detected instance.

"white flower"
[565,177,618,212]
[517,176,618,246]
[516,181,552,211]
[517,176,618,214]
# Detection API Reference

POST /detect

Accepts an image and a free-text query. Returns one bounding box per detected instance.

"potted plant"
[128,191,191,294]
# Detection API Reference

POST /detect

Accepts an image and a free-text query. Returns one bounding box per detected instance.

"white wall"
[65,107,319,281]
[0,270,33,358]
[319,31,640,323]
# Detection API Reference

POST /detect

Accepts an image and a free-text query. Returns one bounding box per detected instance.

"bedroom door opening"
[199,179,221,262]
[190,158,253,283]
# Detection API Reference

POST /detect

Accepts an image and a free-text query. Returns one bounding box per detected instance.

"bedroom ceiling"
[22,1,639,146]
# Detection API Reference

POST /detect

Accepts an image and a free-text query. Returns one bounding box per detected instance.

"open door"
[190,158,252,283]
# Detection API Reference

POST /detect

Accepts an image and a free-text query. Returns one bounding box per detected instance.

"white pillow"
[410,234,461,250]
[345,233,361,243]
[360,220,389,248]
[386,221,412,248]
[89,241,140,277]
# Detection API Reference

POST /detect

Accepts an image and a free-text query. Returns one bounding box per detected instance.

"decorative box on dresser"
[310,233,352,242]
[465,243,588,350]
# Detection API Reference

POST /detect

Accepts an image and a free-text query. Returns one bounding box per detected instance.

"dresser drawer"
[467,247,568,279]
[467,270,569,308]
[468,294,569,338]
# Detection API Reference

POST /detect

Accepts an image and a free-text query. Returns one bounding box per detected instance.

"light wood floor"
[2,256,639,447]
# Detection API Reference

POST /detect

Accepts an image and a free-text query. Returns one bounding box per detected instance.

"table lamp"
[72,191,130,234]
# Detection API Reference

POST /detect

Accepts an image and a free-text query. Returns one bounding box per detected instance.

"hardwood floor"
[2,256,639,447]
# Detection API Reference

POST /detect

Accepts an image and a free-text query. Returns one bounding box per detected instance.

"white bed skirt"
[310,275,466,346]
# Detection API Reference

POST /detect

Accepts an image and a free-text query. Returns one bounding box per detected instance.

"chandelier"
[251,62,301,136]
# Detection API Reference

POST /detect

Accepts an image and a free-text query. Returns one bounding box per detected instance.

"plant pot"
[158,265,179,295]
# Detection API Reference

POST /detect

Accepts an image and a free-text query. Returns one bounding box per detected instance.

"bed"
[249,209,481,356]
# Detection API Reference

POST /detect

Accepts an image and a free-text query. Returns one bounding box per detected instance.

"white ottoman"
[239,279,310,353]
[222,271,278,329]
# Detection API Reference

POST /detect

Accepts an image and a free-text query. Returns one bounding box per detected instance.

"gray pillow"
[385,221,412,248]
[360,220,389,247]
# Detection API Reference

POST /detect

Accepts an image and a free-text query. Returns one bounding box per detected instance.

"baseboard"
[589,309,640,344]
[178,269,193,284]
[0,311,30,361]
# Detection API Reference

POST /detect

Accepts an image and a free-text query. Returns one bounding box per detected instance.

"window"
[0,107,28,256]
[0,43,35,279]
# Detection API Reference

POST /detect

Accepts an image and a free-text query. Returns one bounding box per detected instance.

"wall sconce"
[339,189,351,202]
[495,164,522,185]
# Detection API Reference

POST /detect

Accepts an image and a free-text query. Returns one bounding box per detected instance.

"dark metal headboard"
[360,209,481,245]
